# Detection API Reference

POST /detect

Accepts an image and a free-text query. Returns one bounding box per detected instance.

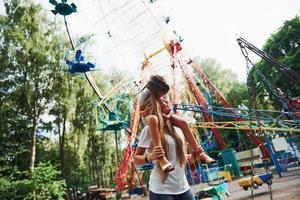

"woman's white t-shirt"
[138,126,190,194]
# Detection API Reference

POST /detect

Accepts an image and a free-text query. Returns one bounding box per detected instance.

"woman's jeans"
[149,189,195,200]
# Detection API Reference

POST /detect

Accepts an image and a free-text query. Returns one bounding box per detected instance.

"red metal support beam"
[189,60,270,158]
[180,64,226,149]
[166,40,225,149]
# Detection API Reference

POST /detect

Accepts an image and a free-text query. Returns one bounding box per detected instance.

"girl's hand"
[139,103,152,117]
[161,111,172,120]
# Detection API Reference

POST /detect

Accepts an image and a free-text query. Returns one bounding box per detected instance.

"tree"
[226,82,248,108]
[193,58,240,99]
[252,15,300,110]
[29,162,66,200]
[0,0,66,198]
[0,0,65,173]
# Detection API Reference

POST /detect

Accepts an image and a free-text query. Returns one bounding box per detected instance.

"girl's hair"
[146,75,170,97]
[139,76,186,166]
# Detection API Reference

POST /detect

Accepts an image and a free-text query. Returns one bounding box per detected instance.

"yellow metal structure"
[193,121,300,133]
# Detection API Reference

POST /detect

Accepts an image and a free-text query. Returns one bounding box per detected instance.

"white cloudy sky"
[1,0,300,82]
[159,0,300,81]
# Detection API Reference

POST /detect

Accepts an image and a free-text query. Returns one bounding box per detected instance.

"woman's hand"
[186,154,193,162]
[149,146,165,160]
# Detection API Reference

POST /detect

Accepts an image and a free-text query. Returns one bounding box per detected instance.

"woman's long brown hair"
[145,75,186,166]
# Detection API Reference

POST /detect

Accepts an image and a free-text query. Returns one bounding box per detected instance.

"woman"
[135,88,194,199]
[139,75,214,166]
[134,75,214,199]
[138,85,176,174]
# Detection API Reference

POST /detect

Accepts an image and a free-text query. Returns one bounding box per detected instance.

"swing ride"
[49,0,77,16]
[65,50,96,74]
[174,104,300,133]
[48,0,300,199]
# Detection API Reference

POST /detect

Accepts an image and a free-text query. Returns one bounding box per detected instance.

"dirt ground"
[126,173,300,200]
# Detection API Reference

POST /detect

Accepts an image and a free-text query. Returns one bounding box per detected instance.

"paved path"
[127,173,300,200]
[222,174,300,200]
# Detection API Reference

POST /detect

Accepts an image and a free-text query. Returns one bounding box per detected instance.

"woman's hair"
[139,76,186,166]
[164,121,186,166]
[139,88,168,156]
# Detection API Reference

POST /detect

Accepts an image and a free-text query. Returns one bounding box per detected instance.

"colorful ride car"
[238,172,273,191]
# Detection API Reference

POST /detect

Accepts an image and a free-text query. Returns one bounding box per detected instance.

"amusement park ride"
[65,50,96,74]
[49,0,76,16]
[49,0,300,199]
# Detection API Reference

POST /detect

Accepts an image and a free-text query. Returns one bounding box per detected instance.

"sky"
[159,0,300,81]
[1,0,300,82]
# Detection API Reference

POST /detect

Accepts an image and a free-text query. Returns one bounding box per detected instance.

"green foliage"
[0,0,68,198]
[226,82,248,108]
[31,162,66,200]
[0,178,32,200]
[0,0,67,178]
[193,58,240,100]
[0,163,65,200]
[36,136,60,166]
[252,15,300,109]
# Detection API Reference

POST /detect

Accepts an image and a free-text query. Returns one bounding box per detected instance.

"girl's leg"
[146,115,175,173]
[170,115,215,163]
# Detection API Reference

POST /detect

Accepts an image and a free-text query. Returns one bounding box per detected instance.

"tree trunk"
[88,157,92,182]
[91,157,96,182]
[94,156,100,188]
[100,160,104,186]
[30,117,37,200]
[59,117,71,200]
[30,118,37,173]
[60,117,67,178]
[115,131,119,165]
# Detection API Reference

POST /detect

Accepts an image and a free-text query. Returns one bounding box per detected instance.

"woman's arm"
[134,147,147,165]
